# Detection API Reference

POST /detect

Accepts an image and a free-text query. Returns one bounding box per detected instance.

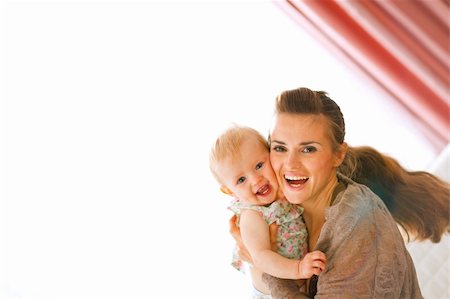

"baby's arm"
[240,209,326,280]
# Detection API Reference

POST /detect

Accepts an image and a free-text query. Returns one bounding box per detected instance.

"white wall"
[0,1,437,298]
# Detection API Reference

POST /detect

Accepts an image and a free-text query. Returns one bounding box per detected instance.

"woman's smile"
[284,175,309,188]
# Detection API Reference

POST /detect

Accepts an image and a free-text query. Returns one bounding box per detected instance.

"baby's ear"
[220,186,233,195]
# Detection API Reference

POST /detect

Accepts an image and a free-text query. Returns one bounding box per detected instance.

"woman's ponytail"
[340,146,450,243]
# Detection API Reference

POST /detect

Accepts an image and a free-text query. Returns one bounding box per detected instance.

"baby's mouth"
[285,175,309,187]
[256,184,271,196]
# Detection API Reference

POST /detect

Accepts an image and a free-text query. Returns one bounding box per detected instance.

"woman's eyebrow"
[270,139,285,145]
[300,141,321,146]
[271,139,321,146]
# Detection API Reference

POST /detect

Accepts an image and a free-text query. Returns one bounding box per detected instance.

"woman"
[232,87,450,298]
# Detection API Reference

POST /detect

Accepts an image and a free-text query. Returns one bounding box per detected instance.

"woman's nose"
[286,151,302,168]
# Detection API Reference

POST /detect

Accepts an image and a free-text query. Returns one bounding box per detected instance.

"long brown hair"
[274,87,450,242]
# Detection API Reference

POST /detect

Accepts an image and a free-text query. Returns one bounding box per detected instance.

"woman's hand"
[229,215,253,264]
[229,214,279,264]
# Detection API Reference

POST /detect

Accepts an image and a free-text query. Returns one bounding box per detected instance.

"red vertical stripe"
[278,0,449,151]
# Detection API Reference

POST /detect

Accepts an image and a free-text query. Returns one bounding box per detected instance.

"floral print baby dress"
[228,198,308,273]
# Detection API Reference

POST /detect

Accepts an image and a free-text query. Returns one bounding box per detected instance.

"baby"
[209,125,326,298]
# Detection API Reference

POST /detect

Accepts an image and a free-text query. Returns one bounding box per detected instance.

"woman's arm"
[240,209,325,280]
[262,274,310,299]
[311,185,423,298]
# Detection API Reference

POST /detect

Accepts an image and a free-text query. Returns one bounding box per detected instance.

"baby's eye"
[302,146,317,153]
[237,177,246,184]
[272,145,286,152]
[255,162,263,170]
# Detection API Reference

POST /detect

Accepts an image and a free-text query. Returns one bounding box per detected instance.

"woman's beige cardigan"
[265,175,423,299]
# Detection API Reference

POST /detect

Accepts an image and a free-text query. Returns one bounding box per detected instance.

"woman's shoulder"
[324,175,390,236]
[333,173,386,212]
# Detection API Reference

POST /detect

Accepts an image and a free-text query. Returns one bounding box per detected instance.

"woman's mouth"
[284,175,309,187]
[256,184,272,196]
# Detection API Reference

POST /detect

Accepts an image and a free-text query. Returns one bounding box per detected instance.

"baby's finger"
[313,261,326,272]
[310,250,327,261]
[311,267,323,276]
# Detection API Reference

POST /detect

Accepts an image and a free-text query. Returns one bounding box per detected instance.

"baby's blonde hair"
[209,125,269,184]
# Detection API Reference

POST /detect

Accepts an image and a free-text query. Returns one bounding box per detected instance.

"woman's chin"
[283,195,305,205]
[280,188,304,203]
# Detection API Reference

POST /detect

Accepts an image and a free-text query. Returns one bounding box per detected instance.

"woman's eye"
[302,146,317,153]
[255,162,263,170]
[272,146,285,152]
[237,177,246,184]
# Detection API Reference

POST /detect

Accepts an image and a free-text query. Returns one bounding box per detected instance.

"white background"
[0,1,437,298]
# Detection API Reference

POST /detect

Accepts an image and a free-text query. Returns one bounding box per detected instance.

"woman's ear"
[220,186,233,195]
[334,142,348,167]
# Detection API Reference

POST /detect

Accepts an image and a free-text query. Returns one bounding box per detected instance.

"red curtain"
[275,0,449,152]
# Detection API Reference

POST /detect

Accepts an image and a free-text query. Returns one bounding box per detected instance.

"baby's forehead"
[217,143,269,181]
[229,143,269,164]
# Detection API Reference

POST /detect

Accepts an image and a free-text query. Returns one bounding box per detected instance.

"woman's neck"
[302,175,339,249]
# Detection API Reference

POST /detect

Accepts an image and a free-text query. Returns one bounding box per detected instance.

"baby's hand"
[298,250,326,279]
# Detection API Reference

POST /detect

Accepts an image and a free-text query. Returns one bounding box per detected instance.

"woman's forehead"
[271,113,329,136]
[269,114,335,149]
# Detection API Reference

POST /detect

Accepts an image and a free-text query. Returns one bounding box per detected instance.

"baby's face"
[218,136,279,206]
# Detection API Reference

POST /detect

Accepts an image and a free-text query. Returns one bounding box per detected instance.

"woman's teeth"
[285,175,308,180]
[284,175,309,187]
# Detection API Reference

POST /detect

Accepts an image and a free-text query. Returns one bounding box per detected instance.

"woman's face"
[269,113,345,205]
